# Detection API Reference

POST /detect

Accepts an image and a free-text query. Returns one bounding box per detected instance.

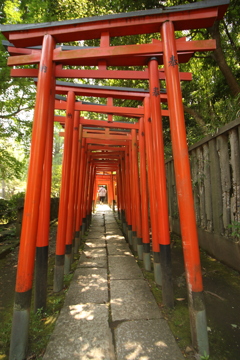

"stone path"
[43,205,184,360]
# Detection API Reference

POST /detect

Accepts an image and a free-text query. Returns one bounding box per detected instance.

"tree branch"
[0,106,33,119]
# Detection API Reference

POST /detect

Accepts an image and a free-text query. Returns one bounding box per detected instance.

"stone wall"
[166,117,240,272]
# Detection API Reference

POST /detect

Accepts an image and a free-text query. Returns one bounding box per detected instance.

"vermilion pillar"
[79,141,88,238]
[108,174,114,208]
[81,154,90,235]
[120,154,127,236]
[139,116,151,269]
[75,137,86,241]
[92,178,98,212]
[143,96,160,276]
[54,91,75,292]
[73,124,83,253]
[131,129,142,257]
[64,110,80,274]
[125,147,132,242]
[34,66,55,312]
[9,34,55,360]
[116,166,122,220]
[148,57,174,307]
[161,20,208,354]
[127,142,134,245]
[87,163,95,226]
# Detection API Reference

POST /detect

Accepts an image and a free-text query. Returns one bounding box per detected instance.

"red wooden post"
[125,146,132,241]
[131,129,142,257]
[139,116,151,269]
[120,154,127,236]
[161,20,208,354]
[90,167,97,213]
[79,140,88,238]
[116,166,122,220]
[87,163,95,225]
[108,174,114,208]
[148,57,174,307]
[34,66,55,312]
[86,160,93,228]
[64,110,80,274]
[74,124,83,253]
[127,143,134,245]
[81,153,90,235]
[75,137,86,242]
[9,34,55,360]
[54,91,75,292]
[92,177,98,212]
[143,96,160,278]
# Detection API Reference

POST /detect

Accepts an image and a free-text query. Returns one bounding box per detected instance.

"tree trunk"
[208,21,240,97]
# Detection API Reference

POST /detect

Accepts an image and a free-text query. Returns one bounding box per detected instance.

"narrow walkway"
[43,205,184,360]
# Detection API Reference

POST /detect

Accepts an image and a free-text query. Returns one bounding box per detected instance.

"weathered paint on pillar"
[161,20,208,354]
[54,91,75,292]
[9,34,55,360]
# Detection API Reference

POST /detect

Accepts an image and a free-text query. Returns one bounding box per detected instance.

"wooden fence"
[166,117,240,272]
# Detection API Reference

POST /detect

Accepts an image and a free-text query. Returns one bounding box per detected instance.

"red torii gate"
[0,1,230,359]
[52,83,172,292]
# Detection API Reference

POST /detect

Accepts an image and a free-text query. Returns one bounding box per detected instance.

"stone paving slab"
[90,223,103,228]
[79,248,107,268]
[109,255,143,280]
[115,319,184,360]
[106,237,126,244]
[110,279,162,321]
[105,216,117,224]
[107,243,132,256]
[106,227,120,232]
[84,239,106,249]
[106,231,124,239]
[89,226,104,232]
[87,232,105,239]
[64,268,108,305]
[43,304,114,360]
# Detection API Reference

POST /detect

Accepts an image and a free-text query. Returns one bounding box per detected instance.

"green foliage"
[0,192,25,223]
[0,0,239,188]
[200,353,210,360]
[51,123,64,197]
[227,221,240,241]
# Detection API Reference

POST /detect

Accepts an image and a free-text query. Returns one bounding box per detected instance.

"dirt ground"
[0,228,240,360]
[170,236,240,360]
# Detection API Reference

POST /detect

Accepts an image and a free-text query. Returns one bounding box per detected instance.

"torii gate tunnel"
[0,0,230,359]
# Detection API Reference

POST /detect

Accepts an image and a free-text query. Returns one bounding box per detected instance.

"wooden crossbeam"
[8,40,215,66]
[10,67,192,81]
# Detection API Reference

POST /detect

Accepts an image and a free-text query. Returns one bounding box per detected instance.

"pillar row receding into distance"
[3,2,230,358]
[9,34,56,360]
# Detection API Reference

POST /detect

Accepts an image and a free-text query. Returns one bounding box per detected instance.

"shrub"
[0,192,25,224]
